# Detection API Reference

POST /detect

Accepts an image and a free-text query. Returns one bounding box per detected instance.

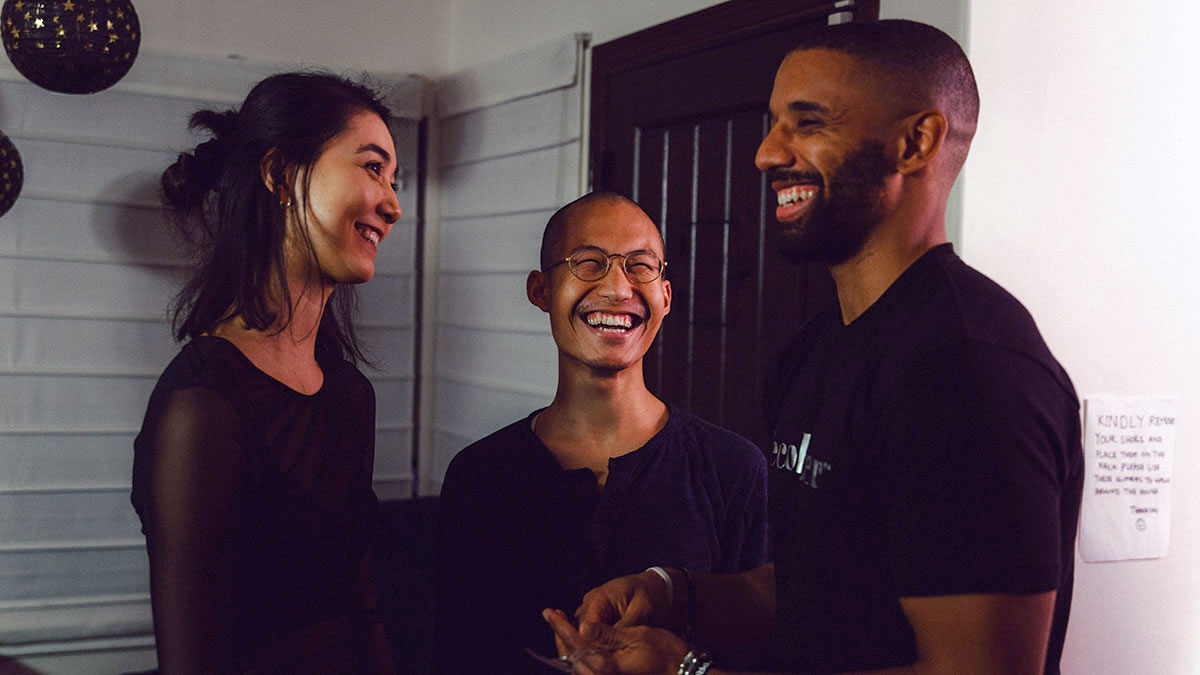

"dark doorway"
[590,0,878,449]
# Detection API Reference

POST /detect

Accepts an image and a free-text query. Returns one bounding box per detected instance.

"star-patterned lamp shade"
[0,129,22,218]
[1,0,140,94]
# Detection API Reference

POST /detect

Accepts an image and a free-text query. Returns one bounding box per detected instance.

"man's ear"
[660,278,672,318]
[527,269,551,312]
[892,109,948,175]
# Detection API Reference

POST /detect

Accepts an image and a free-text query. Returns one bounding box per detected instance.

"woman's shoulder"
[140,337,270,434]
[156,335,252,388]
[133,342,250,526]
[141,338,248,433]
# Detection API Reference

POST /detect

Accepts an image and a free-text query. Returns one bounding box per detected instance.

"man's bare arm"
[894,591,1056,674]
[684,563,776,649]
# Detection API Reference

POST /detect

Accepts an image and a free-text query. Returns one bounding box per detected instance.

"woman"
[131,72,401,674]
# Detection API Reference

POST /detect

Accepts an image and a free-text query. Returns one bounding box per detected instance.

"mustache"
[575,299,649,319]
[765,168,823,187]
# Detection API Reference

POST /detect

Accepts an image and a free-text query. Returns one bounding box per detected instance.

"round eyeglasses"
[546,246,667,283]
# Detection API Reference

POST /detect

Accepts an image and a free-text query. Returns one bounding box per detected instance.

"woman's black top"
[131,336,388,673]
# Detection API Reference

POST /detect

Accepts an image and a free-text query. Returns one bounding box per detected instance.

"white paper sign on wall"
[1079,397,1176,562]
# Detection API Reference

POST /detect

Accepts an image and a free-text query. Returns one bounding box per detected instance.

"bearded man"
[547,19,1083,675]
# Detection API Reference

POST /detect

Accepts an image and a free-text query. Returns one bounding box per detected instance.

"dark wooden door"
[590,0,878,449]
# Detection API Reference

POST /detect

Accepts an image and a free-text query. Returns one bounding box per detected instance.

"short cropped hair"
[792,19,979,165]
[539,192,663,270]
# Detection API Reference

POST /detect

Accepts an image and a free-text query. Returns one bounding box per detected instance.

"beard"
[767,140,892,265]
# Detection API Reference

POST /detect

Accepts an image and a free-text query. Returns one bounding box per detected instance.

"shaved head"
[790,20,979,174]
[539,192,663,270]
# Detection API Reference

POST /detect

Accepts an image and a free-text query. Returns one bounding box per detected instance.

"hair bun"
[192,138,228,177]
[161,107,243,212]
[161,152,203,212]
[161,139,225,213]
[161,103,243,214]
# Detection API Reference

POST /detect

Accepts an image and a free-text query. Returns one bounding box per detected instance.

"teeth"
[777,186,817,207]
[586,313,634,329]
[358,225,380,245]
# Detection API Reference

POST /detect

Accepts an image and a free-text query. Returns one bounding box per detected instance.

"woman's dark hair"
[161,71,393,365]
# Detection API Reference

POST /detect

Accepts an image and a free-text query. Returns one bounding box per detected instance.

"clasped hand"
[541,570,690,675]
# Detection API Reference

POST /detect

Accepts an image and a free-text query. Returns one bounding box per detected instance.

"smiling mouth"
[356,223,382,246]
[772,182,820,223]
[582,311,643,334]
[776,184,817,207]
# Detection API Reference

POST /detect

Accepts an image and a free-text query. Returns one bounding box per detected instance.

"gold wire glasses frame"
[545,246,667,283]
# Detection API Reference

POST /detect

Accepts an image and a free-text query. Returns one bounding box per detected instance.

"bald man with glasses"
[431,192,770,674]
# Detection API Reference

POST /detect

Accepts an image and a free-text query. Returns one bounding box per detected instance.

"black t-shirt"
[131,336,386,673]
[433,405,770,674]
[764,244,1083,674]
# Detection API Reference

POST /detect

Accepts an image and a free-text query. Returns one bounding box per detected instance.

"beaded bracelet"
[676,649,714,675]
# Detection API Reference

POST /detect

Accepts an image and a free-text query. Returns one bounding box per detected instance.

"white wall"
[133,0,451,77]
[423,37,585,492]
[879,0,966,39]
[134,0,721,78]
[962,1,1200,672]
[441,0,723,72]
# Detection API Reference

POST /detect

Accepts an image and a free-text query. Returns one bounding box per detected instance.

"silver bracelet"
[677,649,714,675]
[645,566,674,607]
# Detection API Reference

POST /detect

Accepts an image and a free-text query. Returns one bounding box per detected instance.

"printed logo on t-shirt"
[770,434,831,489]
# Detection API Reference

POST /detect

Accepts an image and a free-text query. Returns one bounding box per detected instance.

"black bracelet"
[680,567,696,644]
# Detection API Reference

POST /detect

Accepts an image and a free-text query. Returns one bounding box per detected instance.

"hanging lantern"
[0,129,22,218]
[1,0,140,95]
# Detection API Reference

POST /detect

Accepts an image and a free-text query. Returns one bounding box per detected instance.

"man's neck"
[829,204,948,325]
[536,362,669,479]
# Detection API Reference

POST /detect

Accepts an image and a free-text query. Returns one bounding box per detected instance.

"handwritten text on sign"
[1080,397,1176,562]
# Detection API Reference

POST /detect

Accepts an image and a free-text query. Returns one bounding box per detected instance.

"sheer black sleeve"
[431,456,474,673]
[355,379,398,674]
[140,386,249,674]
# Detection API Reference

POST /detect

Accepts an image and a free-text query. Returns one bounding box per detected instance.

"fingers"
[572,654,606,675]
[612,595,648,629]
[554,632,569,658]
[544,611,616,675]
[544,608,588,655]
[552,621,601,658]
[569,622,615,675]
[577,572,669,629]
[575,588,619,626]
[578,620,602,642]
